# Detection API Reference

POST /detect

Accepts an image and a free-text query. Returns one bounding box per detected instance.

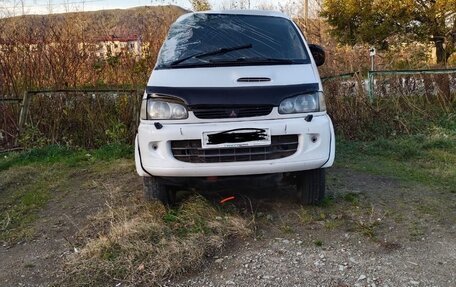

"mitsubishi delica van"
[135,10,335,205]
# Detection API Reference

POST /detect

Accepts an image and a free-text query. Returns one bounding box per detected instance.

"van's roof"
[179,10,290,21]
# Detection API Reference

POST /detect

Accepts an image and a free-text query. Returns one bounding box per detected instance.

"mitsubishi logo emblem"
[229,110,238,118]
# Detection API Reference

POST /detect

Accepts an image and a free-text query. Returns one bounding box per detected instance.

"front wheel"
[296,168,326,205]
[143,176,176,206]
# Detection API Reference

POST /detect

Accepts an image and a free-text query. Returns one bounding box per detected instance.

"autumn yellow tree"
[321,0,456,64]
[190,0,211,11]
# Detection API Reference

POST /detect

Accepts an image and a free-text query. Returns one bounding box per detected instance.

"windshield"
[156,14,310,69]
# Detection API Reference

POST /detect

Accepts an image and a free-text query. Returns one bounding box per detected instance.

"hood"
[147,64,320,88]
[145,64,322,107]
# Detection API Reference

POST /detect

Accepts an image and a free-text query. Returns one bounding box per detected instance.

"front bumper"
[135,115,335,177]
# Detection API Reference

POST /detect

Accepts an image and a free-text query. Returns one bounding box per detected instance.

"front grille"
[192,106,273,119]
[171,135,299,163]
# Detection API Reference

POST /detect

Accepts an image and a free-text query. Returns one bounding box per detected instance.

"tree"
[190,0,211,11]
[321,0,456,64]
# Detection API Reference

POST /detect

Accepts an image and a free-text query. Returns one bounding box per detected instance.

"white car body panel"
[136,115,334,177]
[147,64,321,90]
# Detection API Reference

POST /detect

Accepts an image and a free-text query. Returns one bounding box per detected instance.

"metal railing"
[1,88,143,150]
[2,68,455,150]
[322,68,456,101]
[367,68,456,101]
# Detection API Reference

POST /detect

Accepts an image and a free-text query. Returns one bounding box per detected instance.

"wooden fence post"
[133,90,141,128]
[18,91,31,135]
[137,91,141,127]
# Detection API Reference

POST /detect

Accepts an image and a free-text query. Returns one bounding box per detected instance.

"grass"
[0,143,133,172]
[343,192,360,204]
[1,144,252,286]
[355,210,382,239]
[0,165,68,242]
[292,194,384,239]
[314,240,323,247]
[0,144,133,243]
[336,132,456,193]
[62,194,251,286]
[331,130,456,241]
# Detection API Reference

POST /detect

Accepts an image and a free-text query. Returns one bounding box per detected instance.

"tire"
[296,168,326,205]
[143,176,176,206]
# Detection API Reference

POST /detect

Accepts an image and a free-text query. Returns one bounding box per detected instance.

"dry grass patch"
[62,185,251,286]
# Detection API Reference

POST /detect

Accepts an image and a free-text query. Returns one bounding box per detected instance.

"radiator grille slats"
[192,106,273,119]
[171,135,299,163]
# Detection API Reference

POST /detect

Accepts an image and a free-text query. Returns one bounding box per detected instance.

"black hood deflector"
[146,84,319,107]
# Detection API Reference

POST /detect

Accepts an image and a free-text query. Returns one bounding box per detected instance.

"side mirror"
[309,44,325,67]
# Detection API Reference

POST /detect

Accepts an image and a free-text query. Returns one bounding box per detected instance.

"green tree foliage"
[190,0,212,11]
[321,0,456,64]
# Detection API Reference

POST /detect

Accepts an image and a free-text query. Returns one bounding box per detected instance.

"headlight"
[140,95,188,120]
[278,92,326,114]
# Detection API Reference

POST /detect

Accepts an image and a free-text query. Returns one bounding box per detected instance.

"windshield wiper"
[170,44,253,66]
[210,57,296,64]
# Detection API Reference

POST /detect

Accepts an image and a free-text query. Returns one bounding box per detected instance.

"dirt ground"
[0,162,142,287]
[0,163,455,287]
[173,169,456,287]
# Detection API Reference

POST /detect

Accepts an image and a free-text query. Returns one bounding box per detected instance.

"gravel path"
[172,230,455,287]
[171,168,456,287]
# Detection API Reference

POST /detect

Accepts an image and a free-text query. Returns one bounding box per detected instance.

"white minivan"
[135,10,335,205]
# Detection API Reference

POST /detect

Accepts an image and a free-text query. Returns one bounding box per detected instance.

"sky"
[0,0,303,16]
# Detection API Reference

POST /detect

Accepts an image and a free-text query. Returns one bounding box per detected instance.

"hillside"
[0,5,188,41]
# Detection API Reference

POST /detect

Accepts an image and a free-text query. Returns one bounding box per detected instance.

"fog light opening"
[151,143,159,150]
